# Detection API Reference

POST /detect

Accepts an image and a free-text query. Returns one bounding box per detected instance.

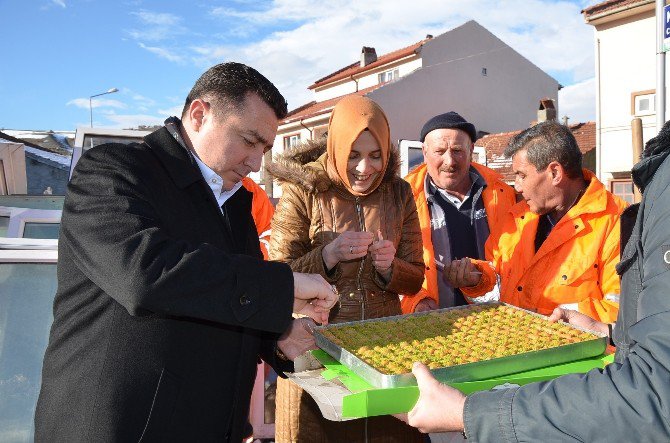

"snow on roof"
[24,146,71,168]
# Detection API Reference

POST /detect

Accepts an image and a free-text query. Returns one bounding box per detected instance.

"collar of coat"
[633,119,670,193]
[266,137,400,193]
[403,161,507,203]
[510,169,611,220]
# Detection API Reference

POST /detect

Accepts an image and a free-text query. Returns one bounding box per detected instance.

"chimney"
[537,98,557,123]
[360,47,377,67]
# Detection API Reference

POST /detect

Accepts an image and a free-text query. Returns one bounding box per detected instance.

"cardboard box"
[286,350,614,421]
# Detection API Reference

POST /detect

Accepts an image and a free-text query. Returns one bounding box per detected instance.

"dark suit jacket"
[34,127,294,442]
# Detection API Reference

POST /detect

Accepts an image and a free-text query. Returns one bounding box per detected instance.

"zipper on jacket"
[355,197,366,293]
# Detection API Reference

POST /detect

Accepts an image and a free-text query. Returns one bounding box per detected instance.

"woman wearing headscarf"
[268,95,425,442]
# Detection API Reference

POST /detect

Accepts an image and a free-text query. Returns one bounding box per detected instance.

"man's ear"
[187,99,207,131]
[548,161,563,185]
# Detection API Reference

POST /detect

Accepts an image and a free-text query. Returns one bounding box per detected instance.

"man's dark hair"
[182,62,288,120]
[504,120,582,179]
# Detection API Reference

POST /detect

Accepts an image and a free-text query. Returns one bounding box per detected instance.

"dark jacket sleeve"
[463,165,670,442]
[62,145,294,335]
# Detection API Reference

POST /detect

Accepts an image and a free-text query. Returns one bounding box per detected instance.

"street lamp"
[89,88,119,127]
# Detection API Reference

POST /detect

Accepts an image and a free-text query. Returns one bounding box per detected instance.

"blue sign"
[664,4,670,52]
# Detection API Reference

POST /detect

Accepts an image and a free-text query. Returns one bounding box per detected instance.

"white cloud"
[130,92,156,107]
[125,1,596,126]
[52,0,66,8]
[127,10,187,42]
[131,11,180,26]
[66,98,126,109]
[558,77,596,123]
[190,0,596,111]
[158,105,183,117]
[138,43,184,63]
[97,112,166,129]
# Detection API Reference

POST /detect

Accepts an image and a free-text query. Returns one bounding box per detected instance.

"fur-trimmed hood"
[267,138,401,193]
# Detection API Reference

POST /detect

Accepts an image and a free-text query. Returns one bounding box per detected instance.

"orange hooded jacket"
[400,162,516,313]
[463,170,627,323]
[241,177,274,260]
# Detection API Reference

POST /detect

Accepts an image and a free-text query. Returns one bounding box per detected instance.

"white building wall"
[368,21,558,145]
[595,9,666,180]
[313,57,423,102]
[270,115,330,198]
[356,57,423,90]
[314,81,358,102]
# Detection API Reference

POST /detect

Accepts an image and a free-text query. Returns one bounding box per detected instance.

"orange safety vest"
[242,177,274,260]
[464,170,628,323]
[400,163,516,313]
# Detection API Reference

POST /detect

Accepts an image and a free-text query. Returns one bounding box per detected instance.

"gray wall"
[25,154,69,195]
[368,20,559,144]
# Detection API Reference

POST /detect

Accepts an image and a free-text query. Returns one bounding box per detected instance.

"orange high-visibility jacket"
[463,170,628,323]
[242,177,274,260]
[400,162,516,313]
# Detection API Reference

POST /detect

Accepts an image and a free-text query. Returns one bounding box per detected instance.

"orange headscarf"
[326,95,391,196]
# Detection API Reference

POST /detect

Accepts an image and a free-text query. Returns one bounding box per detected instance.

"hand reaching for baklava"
[443,258,481,288]
[277,317,318,361]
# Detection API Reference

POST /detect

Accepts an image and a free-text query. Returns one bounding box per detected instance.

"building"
[582,0,663,197]
[0,131,71,195]
[270,20,560,197]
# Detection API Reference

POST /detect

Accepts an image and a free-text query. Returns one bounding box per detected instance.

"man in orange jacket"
[447,120,627,323]
[400,112,516,314]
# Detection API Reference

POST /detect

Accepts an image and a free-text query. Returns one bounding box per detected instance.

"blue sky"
[0,0,597,131]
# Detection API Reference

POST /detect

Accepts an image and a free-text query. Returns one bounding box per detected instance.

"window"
[473,146,487,165]
[631,90,655,117]
[283,134,300,150]
[0,216,8,237]
[5,209,61,239]
[0,247,58,442]
[611,179,635,204]
[23,223,60,239]
[378,69,399,84]
[71,128,150,178]
[399,140,424,177]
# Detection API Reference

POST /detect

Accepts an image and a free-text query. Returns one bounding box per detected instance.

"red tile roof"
[282,84,383,124]
[308,39,429,90]
[476,122,595,182]
[582,0,651,20]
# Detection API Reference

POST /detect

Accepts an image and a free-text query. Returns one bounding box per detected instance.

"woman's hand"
[322,231,374,270]
[368,230,395,281]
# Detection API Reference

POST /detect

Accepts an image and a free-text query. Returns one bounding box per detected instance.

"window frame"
[5,208,61,239]
[399,139,424,177]
[609,178,635,204]
[71,127,150,178]
[377,68,399,84]
[283,133,301,150]
[631,89,655,117]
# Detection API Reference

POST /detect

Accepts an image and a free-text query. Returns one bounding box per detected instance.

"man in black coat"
[35,62,337,442]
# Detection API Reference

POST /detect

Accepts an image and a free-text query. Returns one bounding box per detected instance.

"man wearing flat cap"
[400,112,515,313]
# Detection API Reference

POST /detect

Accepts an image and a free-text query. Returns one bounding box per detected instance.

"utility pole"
[656,0,666,133]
